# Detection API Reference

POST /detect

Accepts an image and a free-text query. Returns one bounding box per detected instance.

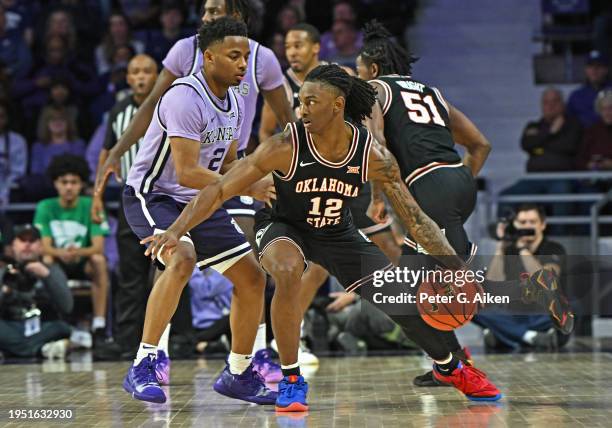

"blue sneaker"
[213,364,278,405]
[123,357,166,403]
[275,375,309,412]
[155,350,171,385]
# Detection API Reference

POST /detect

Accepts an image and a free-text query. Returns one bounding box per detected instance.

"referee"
[92,54,158,359]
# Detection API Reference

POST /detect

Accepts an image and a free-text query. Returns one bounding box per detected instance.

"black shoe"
[531,328,559,351]
[521,269,575,335]
[483,328,499,350]
[93,339,122,361]
[413,347,473,387]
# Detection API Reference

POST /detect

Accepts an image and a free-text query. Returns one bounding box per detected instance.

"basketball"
[416,273,483,331]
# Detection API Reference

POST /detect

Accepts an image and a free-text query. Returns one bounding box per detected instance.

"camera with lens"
[1,262,39,321]
[488,212,536,242]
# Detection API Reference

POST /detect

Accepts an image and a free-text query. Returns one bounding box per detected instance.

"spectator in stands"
[30,109,85,175]
[12,35,98,134]
[0,0,36,45]
[0,5,31,78]
[90,44,135,124]
[276,4,302,34]
[94,12,145,75]
[0,212,12,258]
[577,89,612,170]
[36,79,79,143]
[476,204,568,351]
[0,224,73,359]
[117,0,160,30]
[0,104,27,210]
[145,1,191,66]
[34,155,109,347]
[325,19,361,68]
[268,31,289,69]
[42,9,77,58]
[499,87,581,221]
[319,1,363,61]
[567,50,611,127]
[522,87,581,172]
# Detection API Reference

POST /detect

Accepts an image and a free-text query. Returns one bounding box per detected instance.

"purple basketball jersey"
[127,71,243,204]
[162,35,284,151]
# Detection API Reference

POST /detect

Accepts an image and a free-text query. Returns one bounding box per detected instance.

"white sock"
[522,330,538,345]
[158,324,171,357]
[92,317,106,331]
[134,342,157,365]
[228,351,252,375]
[252,323,266,355]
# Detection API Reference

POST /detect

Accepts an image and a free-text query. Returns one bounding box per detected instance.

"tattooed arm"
[366,138,466,270]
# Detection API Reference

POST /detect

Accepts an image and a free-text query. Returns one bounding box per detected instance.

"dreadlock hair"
[360,19,417,76]
[47,154,90,182]
[288,23,321,44]
[199,0,258,31]
[305,64,376,124]
[197,16,248,52]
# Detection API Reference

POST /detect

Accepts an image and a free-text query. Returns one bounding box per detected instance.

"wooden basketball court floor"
[1,343,612,427]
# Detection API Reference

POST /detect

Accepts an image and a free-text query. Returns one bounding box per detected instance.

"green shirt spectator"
[34,196,109,250]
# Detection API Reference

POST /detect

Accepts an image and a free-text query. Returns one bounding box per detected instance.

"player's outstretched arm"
[95,69,177,194]
[367,139,466,270]
[142,128,294,258]
[448,103,491,177]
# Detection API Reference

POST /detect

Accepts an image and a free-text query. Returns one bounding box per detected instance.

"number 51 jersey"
[271,120,373,235]
[371,75,462,185]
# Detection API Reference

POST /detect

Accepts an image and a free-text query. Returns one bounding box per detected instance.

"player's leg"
[256,219,310,412]
[84,255,109,338]
[405,167,477,385]
[311,229,502,402]
[120,187,200,403]
[225,198,276,376]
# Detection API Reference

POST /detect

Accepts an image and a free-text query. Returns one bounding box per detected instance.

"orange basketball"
[416,273,483,331]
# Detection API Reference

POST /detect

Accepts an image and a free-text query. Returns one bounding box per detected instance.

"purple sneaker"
[155,350,171,385]
[123,357,166,403]
[253,349,283,383]
[213,363,278,405]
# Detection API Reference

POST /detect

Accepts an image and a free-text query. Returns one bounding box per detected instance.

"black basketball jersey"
[283,68,302,113]
[371,75,462,184]
[271,120,372,234]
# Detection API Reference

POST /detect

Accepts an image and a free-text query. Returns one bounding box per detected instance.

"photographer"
[0,225,73,359]
[478,204,567,350]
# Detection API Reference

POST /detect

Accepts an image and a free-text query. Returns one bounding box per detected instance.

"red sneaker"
[433,362,502,401]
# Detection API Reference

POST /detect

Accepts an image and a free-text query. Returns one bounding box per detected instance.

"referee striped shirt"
[103,96,141,178]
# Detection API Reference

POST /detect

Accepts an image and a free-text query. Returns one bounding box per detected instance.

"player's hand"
[249,176,276,205]
[141,230,180,260]
[326,291,357,312]
[95,150,122,196]
[91,194,105,224]
[367,198,388,224]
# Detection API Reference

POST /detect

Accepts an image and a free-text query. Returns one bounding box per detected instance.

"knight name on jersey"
[295,177,360,197]
[201,126,237,145]
[397,80,425,93]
